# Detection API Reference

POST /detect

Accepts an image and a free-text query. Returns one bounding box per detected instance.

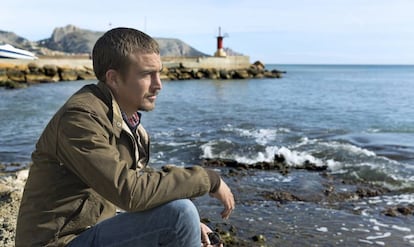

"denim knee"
[166,199,199,224]
[166,199,200,246]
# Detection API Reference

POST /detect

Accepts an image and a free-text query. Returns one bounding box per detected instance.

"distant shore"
[0,57,283,89]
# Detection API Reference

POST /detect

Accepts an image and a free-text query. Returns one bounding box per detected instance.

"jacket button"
[116,121,122,128]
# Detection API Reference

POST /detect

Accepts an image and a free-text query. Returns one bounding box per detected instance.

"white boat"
[0,44,38,60]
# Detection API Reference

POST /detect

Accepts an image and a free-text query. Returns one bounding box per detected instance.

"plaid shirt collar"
[121,111,142,131]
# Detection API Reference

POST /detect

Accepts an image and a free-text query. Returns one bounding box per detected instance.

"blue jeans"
[67,199,201,247]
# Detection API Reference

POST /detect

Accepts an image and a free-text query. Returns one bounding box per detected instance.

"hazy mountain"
[38,25,101,54]
[0,30,36,50]
[1,25,209,57]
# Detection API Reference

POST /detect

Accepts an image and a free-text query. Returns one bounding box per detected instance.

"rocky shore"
[1,154,413,246]
[0,59,283,89]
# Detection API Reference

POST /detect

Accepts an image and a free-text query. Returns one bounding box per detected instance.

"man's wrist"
[204,169,221,193]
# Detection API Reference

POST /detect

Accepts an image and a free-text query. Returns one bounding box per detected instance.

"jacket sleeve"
[56,106,211,212]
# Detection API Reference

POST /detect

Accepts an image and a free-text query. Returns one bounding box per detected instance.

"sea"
[1,64,414,245]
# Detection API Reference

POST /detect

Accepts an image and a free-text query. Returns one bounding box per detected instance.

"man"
[16,27,234,247]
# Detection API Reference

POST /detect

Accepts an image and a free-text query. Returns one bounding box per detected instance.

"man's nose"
[151,73,162,91]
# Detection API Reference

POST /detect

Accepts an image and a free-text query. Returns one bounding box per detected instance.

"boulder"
[219,69,231,79]
[6,69,26,83]
[233,69,250,79]
[43,64,58,76]
[58,66,79,81]
[27,63,42,73]
[252,60,265,70]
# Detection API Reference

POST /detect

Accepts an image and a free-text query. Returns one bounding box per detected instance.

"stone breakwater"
[161,61,284,81]
[0,62,96,89]
[0,59,284,89]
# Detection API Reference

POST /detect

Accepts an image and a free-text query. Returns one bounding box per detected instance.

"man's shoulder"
[64,83,111,114]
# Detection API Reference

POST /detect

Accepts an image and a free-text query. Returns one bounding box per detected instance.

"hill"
[0,25,208,57]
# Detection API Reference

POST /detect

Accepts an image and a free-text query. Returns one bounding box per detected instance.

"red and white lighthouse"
[214,27,227,57]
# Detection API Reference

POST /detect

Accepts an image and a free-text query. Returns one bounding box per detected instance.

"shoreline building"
[214,27,227,57]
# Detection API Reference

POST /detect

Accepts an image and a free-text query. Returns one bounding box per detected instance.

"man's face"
[110,52,162,115]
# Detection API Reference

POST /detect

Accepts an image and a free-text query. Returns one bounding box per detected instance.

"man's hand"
[210,178,235,219]
[200,223,223,247]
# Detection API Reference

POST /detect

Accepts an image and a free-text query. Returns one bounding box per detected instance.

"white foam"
[320,141,376,157]
[233,146,280,164]
[316,227,328,232]
[391,225,411,232]
[379,194,414,205]
[235,128,283,145]
[200,142,215,159]
[358,239,373,244]
[369,219,389,228]
[276,147,325,167]
[366,232,391,240]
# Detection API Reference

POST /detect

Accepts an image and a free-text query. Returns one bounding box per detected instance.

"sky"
[2,0,414,64]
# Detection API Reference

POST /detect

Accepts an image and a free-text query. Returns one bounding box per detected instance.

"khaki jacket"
[15,82,211,246]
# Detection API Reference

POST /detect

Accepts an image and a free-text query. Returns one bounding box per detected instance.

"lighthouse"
[214,27,227,57]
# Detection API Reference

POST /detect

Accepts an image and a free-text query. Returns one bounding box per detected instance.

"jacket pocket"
[58,192,102,237]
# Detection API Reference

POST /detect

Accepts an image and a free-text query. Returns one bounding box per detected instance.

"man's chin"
[138,104,155,112]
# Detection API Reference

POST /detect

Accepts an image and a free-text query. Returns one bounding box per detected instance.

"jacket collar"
[97,81,123,138]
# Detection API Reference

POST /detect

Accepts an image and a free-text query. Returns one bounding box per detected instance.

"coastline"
[0,57,283,89]
[1,156,413,246]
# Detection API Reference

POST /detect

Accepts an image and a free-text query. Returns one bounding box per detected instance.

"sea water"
[1,65,414,245]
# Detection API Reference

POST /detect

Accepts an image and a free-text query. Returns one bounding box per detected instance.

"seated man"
[15,27,234,247]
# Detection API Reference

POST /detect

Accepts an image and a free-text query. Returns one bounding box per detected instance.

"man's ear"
[105,69,119,91]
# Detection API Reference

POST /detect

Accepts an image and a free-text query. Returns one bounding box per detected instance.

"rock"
[262,191,302,203]
[383,204,414,216]
[27,63,42,73]
[58,67,79,81]
[356,187,388,198]
[397,205,414,215]
[0,168,29,246]
[234,70,250,79]
[26,73,60,83]
[253,61,265,70]
[206,69,219,80]
[6,69,26,83]
[0,59,284,88]
[252,234,266,243]
[43,64,58,76]
[263,71,278,78]
[77,70,96,80]
[383,207,399,217]
[219,69,231,79]
[178,72,192,80]
[0,69,9,84]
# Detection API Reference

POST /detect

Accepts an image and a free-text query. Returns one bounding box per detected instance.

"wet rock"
[3,81,26,89]
[383,207,399,217]
[397,205,414,215]
[356,186,389,198]
[262,191,302,203]
[383,204,414,217]
[200,154,327,175]
[252,234,266,243]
